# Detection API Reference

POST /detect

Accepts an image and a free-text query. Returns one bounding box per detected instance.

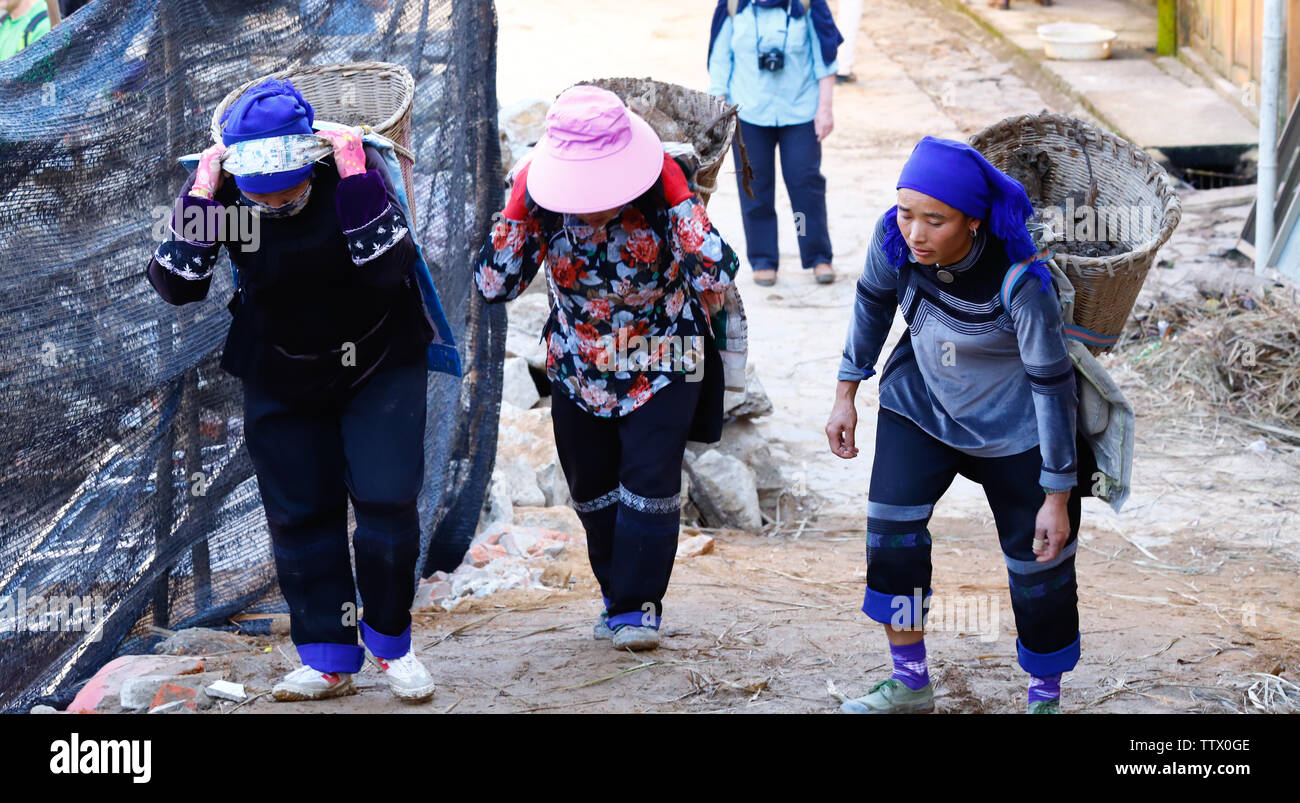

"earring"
[969,228,977,237]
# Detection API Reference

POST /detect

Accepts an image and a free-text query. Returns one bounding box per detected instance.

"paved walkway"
[951,0,1258,149]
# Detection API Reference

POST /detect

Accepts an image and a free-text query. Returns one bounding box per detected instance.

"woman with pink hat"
[475,85,740,651]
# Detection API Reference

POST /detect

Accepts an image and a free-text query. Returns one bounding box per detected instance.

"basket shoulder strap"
[1000,252,1120,348]
[999,251,1050,314]
[1063,323,1119,348]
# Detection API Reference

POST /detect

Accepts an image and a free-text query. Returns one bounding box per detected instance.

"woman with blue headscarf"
[145,78,440,705]
[826,136,1092,714]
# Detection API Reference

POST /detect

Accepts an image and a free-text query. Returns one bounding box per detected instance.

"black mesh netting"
[0,0,507,712]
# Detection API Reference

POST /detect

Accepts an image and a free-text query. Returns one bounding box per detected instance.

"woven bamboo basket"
[969,113,1182,354]
[576,77,745,207]
[211,62,418,225]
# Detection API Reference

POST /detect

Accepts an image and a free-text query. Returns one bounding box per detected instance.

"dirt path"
[213,519,1298,713]
[207,0,1300,714]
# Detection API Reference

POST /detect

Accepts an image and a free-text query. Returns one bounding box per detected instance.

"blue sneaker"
[839,678,934,714]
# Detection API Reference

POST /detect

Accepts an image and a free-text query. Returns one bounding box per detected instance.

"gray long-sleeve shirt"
[839,213,1078,490]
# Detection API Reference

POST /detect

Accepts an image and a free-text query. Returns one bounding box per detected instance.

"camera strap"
[751,0,791,56]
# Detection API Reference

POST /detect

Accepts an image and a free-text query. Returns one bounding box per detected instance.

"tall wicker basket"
[969,113,1182,354]
[210,62,418,225]
[576,77,743,207]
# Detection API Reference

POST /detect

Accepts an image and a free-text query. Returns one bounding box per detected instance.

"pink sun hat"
[524,85,664,215]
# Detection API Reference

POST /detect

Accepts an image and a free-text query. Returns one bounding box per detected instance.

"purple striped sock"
[1028,672,1062,706]
[889,640,929,690]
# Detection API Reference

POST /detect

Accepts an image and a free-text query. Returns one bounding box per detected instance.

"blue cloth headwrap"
[882,136,1052,294]
[220,78,316,194]
[708,0,844,67]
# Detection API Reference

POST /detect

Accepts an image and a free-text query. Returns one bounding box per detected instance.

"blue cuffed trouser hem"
[607,611,661,630]
[863,586,932,629]
[298,642,365,674]
[1017,633,1081,675]
[360,619,411,659]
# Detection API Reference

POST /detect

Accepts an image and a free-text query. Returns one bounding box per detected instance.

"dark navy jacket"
[146,145,433,401]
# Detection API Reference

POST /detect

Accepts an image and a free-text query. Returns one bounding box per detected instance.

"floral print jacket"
[475,197,740,417]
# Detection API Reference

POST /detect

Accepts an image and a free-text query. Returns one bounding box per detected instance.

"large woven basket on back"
[211,62,418,225]
[970,113,1182,355]
[576,77,743,207]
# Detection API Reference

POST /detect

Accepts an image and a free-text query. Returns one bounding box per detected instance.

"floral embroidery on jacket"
[343,202,409,266]
[475,197,739,417]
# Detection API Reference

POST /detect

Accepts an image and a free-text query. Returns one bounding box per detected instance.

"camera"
[757,49,785,72]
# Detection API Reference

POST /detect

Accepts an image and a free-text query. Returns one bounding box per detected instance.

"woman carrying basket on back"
[474,85,740,651]
[826,136,1094,714]
[145,78,443,704]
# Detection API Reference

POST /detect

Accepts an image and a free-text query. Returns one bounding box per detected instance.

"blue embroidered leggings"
[863,407,1084,676]
[550,377,702,630]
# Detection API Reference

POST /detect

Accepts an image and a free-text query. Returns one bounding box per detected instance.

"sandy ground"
[207,0,1300,714]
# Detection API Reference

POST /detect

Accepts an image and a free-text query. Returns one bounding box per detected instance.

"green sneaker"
[839,678,935,714]
[1028,698,1061,714]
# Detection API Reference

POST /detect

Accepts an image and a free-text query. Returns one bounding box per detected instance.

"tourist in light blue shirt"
[707,0,844,286]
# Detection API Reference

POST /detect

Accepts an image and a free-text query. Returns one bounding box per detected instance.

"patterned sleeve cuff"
[337,170,409,267]
[154,238,218,281]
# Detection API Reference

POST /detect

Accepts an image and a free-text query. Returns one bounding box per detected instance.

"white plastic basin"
[1037,23,1118,60]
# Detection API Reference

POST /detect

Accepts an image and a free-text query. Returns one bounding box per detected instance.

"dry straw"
[1121,288,1300,439]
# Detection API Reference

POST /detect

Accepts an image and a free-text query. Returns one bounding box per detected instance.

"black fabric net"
[0,0,506,712]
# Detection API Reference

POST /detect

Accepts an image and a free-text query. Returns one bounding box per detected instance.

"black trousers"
[550,376,702,630]
[863,407,1084,676]
[243,358,428,673]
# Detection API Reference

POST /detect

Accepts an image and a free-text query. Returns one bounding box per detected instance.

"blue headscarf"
[708,0,844,67]
[882,136,1051,294]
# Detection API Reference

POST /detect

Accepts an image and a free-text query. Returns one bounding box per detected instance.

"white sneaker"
[611,625,660,651]
[271,664,357,702]
[370,650,436,703]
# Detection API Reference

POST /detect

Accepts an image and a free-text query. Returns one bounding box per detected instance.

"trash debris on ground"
[676,534,715,559]
[66,655,206,713]
[152,626,254,656]
[121,673,220,711]
[416,515,587,611]
[205,680,247,703]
